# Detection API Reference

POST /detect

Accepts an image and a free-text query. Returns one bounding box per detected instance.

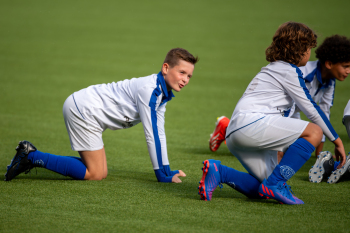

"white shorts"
[63,94,104,151]
[226,113,308,182]
[291,111,326,142]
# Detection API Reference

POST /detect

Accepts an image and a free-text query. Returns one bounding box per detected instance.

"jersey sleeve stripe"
[148,86,163,169]
[291,64,338,141]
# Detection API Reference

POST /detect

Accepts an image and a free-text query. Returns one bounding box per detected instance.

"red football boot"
[209,116,230,152]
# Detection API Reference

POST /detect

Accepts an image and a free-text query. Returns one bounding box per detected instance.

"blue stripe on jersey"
[157,72,175,106]
[331,80,336,106]
[304,67,317,83]
[315,61,323,84]
[149,87,163,169]
[283,108,291,117]
[290,63,338,140]
[225,116,266,139]
[304,61,334,91]
[147,72,174,170]
[72,93,85,120]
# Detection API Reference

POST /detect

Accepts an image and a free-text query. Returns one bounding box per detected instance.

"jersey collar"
[157,71,175,101]
[304,61,334,89]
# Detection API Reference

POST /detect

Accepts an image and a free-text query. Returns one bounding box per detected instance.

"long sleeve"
[136,85,169,170]
[285,65,338,141]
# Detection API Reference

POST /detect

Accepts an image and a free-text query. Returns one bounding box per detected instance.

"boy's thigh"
[63,95,104,151]
[226,115,308,181]
[228,115,308,152]
[227,142,277,182]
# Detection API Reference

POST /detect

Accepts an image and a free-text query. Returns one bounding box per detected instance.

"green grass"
[1,0,350,232]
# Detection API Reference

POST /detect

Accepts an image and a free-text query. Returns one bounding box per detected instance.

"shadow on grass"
[115,169,278,204]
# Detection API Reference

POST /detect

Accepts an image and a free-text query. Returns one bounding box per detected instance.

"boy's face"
[325,61,350,81]
[298,48,311,67]
[162,60,194,92]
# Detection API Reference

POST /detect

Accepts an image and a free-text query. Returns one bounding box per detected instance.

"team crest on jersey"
[280,165,295,180]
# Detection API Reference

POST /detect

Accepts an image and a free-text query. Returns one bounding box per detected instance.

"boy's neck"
[161,71,172,91]
[320,63,333,81]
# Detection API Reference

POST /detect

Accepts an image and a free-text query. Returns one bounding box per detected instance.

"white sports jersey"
[295,61,336,119]
[73,72,174,170]
[293,61,336,142]
[227,60,338,142]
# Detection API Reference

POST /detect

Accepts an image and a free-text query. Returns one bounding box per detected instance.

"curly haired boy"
[200,22,347,204]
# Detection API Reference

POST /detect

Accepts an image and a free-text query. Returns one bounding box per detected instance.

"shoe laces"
[278,182,294,196]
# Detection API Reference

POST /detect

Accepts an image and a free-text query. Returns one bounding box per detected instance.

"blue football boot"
[198,159,222,201]
[258,179,304,205]
[5,141,37,181]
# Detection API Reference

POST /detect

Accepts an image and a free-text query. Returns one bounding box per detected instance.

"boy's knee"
[312,124,323,140]
[308,123,323,142]
[300,123,323,147]
[85,171,104,180]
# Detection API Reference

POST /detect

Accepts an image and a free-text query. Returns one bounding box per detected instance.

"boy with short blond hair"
[5,48,198,183]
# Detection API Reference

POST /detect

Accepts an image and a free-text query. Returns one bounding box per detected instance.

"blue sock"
[267,138,315,185]
[28,150,86,180]
[219,164,261,199]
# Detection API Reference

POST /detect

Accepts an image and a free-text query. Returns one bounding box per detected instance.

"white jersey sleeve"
[135,78,172,170]
[299,61,336,142]
[287,64,338,141]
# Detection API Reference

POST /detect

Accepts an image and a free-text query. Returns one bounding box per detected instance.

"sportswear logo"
[34,159,44,167]
[261,184,275,197]
[213,163,218,172]
[280,165,295,180]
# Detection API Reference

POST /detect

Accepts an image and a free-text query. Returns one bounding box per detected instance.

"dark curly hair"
[315,35,350,64]
[266,22,317,65]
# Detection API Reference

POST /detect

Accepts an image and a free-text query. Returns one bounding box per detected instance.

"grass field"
[1,0,350,232]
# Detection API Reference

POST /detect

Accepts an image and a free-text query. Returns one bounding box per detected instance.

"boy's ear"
[162,63,169,76]
[324,61,333,70]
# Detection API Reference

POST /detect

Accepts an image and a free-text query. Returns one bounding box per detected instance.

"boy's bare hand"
[171,170,186,183]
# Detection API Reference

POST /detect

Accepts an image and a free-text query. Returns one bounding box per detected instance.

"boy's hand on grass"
[155,166,186,183]
[171,170,186,183]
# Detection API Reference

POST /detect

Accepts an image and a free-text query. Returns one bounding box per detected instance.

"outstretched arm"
[285,67,346,162]
[136,85,185,183]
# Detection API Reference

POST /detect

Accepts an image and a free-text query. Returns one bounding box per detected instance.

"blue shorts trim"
[225,116,266,139]
[72,94,85,120]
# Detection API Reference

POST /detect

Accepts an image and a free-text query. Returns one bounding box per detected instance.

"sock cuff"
[27,150,39,161]
[293,138,315,155]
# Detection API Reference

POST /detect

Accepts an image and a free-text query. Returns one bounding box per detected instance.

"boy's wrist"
[154,169,173,183]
